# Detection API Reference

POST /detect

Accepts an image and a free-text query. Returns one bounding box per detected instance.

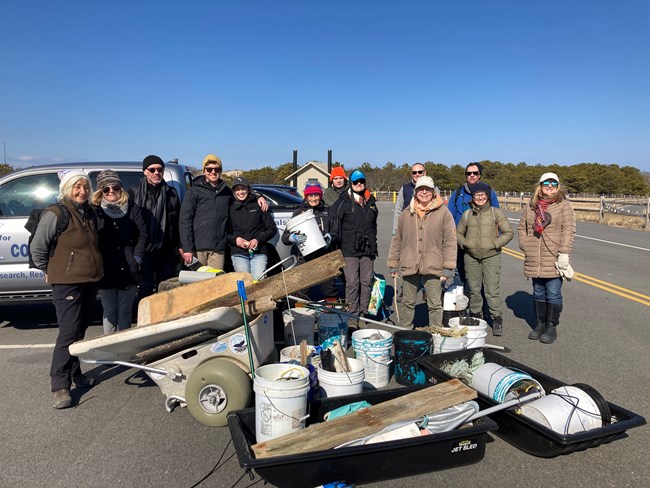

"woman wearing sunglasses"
[92,170,147,334]
[518,172,576,344]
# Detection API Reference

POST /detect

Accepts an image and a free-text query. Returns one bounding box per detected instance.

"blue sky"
[1,0,649,172]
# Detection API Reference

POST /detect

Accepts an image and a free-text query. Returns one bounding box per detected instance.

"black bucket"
[442,309,467,327]
[393,330,433,386]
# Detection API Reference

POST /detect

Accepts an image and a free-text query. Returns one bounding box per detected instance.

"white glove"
[555,262,575,281]
[557,253,570,270]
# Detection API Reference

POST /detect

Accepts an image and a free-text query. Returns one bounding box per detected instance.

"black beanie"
[143,155,165,171]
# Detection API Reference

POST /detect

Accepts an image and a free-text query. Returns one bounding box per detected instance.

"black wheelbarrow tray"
[417,348,646,458]
[227,386,498,488]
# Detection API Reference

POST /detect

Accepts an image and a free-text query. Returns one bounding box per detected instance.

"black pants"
[50,282,99,391]
[139,248,179,299]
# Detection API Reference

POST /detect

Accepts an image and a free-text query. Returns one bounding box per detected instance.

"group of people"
[34,154,275,409]
[35,154,575,410]
[389,162,576,346]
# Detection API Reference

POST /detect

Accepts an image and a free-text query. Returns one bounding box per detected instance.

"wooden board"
[70,307,243,361]
[185,249,345,316]
[251,378,477,459]
[137,271,253,326]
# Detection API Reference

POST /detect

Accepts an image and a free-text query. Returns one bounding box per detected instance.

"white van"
[0,161,193,304]
[0,161,298,305]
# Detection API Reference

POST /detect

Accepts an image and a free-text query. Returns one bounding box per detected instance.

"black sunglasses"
[146,167,164,174]
[412,170,425,175]
[204,167,221,173]
[352,179,366,185]
[102,185,122,194]
[466,171,480,176]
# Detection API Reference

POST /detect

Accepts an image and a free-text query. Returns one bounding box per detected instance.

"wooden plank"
[137,271,253,326]
[183,250,345,316]
[251,378,476,459]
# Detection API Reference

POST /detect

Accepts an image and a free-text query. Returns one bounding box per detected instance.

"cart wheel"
[185,359,251,427]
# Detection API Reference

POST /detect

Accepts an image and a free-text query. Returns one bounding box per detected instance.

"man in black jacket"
[330,170,378,329]
[179,155,232,270]
[129,155,181,298]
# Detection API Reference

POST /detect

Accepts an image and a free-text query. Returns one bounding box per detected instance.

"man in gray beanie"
[128,155,181,298]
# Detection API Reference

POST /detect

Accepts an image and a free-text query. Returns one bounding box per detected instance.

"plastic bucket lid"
[253,364,310,442]
[285,209,327,256]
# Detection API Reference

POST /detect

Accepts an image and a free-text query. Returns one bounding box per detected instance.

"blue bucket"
[393,330,432,386]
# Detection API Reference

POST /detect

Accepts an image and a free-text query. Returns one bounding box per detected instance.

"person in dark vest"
[30,170,103,409]
[128,155,181,298]
[92,170,147,334]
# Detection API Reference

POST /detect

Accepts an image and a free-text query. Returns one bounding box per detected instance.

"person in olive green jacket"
[456,182,513,336]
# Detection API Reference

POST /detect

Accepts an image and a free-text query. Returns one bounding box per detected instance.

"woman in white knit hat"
[30,170,103,409]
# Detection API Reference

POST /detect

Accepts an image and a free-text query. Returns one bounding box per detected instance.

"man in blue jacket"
[447,162,500,286]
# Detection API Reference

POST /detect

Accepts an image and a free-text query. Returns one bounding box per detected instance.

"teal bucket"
[393,330,432,386]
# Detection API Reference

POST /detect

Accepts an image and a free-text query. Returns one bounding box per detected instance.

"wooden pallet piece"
[251,378,477,459]
[137,271,253,326]
[185,249,345,315]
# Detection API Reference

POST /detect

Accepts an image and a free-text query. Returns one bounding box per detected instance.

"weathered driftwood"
[185,250,345,315]
[251,378,476,459]
[137,272,253,326]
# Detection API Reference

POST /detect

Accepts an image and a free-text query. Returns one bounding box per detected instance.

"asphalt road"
[1,201,648,488]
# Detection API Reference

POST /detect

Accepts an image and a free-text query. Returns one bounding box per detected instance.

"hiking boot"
[53,389,72,409]
[73,375,96,389]
[492,316,503,336]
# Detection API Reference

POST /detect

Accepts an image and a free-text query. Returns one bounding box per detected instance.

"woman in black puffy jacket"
[92,170,147,334]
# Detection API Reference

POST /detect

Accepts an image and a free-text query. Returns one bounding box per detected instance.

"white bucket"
[466,330,488,349]
[317,311,348,349]
[285,209,327,256]
[253,363,311,442]
[471,363,545,403]
[317,357,365,398]
[283,308,316,346]
[443,286,469,311]
[351,329,392,389]
[280,344,321,367]
[448,316,488,331]
[519,385,604,434]
[432,334,468,354]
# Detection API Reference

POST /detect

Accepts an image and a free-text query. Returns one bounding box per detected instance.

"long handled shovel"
[393,274,401,324]
[237,280,255,380]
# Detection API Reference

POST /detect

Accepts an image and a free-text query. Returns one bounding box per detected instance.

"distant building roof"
[283,161,329,180]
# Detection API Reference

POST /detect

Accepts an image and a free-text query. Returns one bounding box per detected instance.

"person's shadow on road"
[505,291,535,330]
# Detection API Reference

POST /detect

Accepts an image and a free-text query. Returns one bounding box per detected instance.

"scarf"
[534,198,554,234]
[131,177,168,251]
[410,194,442,219]
[101,198,129,219]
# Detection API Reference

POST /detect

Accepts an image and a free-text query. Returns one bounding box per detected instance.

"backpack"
[24,203,71,270]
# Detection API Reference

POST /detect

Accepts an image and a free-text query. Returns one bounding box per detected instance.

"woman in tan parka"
[388,176,457,328]
[518,172,576,344]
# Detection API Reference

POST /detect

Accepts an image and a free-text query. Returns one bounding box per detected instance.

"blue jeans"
[100,285,137,334]
[532,277,563,305]
[232,254,268,281]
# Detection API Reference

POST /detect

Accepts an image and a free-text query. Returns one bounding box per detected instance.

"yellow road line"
[502,247,650,307]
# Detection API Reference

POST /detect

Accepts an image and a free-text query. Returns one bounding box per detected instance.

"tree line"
[242,160,650,196]
[2,160,648,195]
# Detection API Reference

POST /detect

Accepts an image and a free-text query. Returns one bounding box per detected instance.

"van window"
[0,173,60,217]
